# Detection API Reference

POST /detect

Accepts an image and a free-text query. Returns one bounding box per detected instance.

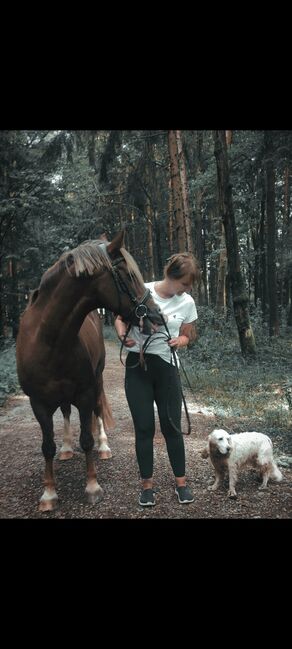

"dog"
[201,429,283,498]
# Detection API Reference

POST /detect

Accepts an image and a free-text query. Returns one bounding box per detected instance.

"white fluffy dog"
[202,429,283,498]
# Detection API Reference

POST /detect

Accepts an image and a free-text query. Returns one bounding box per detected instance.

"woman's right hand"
[119,335,136,348]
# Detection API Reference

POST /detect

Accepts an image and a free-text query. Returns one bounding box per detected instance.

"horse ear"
[107,230,125,254]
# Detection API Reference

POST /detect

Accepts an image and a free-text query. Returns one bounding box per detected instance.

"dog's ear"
[201,447,209,459]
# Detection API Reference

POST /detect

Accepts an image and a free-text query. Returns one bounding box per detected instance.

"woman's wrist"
[178,335,189,347]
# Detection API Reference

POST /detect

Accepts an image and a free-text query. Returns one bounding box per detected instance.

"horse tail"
[98,388,115,430]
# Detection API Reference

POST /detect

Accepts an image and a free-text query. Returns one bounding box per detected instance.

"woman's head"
[164,252,200,293]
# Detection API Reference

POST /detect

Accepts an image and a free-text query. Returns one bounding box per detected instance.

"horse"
[16,230,163,512]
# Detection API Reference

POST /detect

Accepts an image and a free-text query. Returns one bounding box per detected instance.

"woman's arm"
[168,321,197,349]
[114,315,136,347]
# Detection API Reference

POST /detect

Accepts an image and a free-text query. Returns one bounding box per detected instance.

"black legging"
[125,352,185,479]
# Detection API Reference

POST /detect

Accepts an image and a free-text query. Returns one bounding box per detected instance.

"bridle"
[112,256,150,317]
[103,245,192,435]
[110,254,154,326]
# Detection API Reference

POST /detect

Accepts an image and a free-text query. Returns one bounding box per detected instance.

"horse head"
[105,231,164,333]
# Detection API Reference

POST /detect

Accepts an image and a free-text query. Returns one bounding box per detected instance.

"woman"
[115,252,200,507]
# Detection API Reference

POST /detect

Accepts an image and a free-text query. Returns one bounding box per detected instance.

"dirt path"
[0,341,291,519]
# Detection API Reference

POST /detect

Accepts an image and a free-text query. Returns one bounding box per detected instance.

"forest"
[0,130,292,440]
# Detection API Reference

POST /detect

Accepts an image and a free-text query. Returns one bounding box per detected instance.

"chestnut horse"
[16,231,163,511]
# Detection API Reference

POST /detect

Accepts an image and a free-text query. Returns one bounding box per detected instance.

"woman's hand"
[168,335,189,349]
[115,315,136,347]
[119,335,136,348]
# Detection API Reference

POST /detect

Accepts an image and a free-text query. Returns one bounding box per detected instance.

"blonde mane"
[39,239,145,290]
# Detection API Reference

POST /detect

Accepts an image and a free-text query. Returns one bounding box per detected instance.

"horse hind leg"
[93,413,112,459]
[30,397,58,512]
[78,406,103,504]
[59,403,74,460]
[93,387,113,459]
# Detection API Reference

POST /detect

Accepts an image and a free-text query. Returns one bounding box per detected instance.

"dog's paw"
[208,484,219,491]
[228,490,237,498]
[201,447,209,459]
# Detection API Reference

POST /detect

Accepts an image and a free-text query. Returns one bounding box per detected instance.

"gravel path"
[0,341,291,519]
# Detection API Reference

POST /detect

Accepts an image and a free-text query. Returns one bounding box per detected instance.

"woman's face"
[169,274,192,295]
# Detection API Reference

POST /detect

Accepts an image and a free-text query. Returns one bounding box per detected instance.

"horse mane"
[39,239,144,290]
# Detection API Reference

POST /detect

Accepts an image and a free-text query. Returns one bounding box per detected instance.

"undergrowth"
[104,307,292,439]
[179,307,292,435]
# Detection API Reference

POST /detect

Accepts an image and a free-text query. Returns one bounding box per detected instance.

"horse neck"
[38,273,104,346]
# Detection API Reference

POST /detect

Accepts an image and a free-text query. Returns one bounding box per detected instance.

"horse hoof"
[86,486,104,505]
[38,497,58,512]
[98,450,112,460]
[59,450,74,460]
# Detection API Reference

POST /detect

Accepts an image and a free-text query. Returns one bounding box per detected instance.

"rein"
[119,312,193,436]
[104,246,192,435]
[158,312,192,436]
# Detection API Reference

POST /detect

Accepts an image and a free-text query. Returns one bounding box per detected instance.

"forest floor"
[0,338,291,520]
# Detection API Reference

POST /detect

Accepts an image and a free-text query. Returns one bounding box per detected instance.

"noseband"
[110,255,152,324]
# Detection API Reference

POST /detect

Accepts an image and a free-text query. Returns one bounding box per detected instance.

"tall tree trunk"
[283,165,291,310]
[146,203,155,280]
[213,130,256,357]
[194,131,206,304]
[168,130,186,251]
[265,132,279,336]
[216,223,227,311]
[259,170,267,318]
[168,178,174,254]
[225,130,233,147]
[176,130,193,252]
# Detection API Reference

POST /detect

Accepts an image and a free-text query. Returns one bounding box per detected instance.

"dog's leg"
[208,469,223,491]
[258,464,269,490]
[228,466,238,498]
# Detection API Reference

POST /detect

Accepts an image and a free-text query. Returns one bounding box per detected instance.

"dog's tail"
[271,463,283,482]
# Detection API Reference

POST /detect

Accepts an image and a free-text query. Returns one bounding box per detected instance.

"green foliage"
[179,306,292,434]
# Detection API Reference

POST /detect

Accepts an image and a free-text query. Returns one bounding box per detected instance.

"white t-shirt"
[127,281,198,365]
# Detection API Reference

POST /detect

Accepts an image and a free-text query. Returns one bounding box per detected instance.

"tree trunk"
[216,223,227,311]
[168,177,174,254]
[213,130,256,357]
[176,130,193,252]
[259,171,267,317]
[168,130,186,252]
[265,132,279,336]
[146,203,155,280]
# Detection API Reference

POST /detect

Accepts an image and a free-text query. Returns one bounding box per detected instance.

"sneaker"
[139,488,155,507]
[175,485,194,504]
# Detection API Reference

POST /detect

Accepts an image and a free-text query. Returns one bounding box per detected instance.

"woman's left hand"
[168,335,188,349]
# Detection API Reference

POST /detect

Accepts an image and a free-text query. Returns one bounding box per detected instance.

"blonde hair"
[164,252,200,286]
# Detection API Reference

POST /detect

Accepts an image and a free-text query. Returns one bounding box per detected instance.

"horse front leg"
[78,407,103,504]
[30,398,58,512]
[59,403,74,460]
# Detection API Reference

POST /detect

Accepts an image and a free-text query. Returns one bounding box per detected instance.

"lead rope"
[158,313,192,436]
[139,315,146,368]
[118,315,192,435]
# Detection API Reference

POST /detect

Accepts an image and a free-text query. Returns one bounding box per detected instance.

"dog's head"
[208,429,232,456]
